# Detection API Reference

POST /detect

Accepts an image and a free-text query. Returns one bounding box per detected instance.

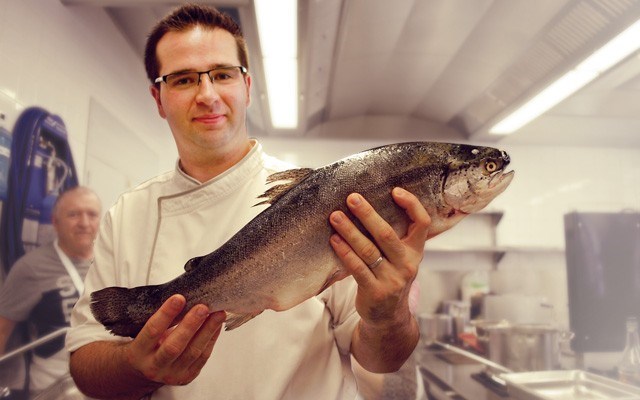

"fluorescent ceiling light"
[254,0,298,129]
[490,18,640,135]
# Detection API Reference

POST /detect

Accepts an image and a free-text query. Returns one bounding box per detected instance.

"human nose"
[77,213,90,226]
[195,74,222,104]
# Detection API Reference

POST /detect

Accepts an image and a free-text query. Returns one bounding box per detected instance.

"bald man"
[0,186,101,396]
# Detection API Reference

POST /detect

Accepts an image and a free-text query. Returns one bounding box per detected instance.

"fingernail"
[330,234,343,244]
[196,306,209,318]
[348,193,362,206]
[213,311,226,324]
[171,296,182,307]
[331,212,343,223]
[393,187,405,197]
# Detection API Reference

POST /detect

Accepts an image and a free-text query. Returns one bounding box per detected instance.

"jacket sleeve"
[320,277,360,356]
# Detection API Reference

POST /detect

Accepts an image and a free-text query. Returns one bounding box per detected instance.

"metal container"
[418,313,453,344]
[500,370,640,399]
[32,374,86,400]
[485,324,573,372]
[471,319,509,353]
[442,300,471,341]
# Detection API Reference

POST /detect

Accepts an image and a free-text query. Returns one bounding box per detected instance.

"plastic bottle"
[618,317,640,387]
[460,270,490,303]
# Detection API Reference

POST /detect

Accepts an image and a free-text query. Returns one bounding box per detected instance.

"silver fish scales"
[91,141,514,337]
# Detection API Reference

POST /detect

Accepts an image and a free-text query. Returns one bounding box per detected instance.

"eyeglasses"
[154,66,247,91]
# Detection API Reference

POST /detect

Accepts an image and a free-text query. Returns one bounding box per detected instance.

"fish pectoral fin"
[254,168,314,206]
[224,311,263,331]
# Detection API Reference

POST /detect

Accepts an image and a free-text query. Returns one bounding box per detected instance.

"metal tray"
[500,370,640,399]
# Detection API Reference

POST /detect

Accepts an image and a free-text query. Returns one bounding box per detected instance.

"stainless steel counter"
[416,342,512,400]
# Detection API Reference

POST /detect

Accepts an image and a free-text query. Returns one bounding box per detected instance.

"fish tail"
[90,285,161,338]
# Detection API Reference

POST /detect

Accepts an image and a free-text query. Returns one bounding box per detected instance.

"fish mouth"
[489,169,515,189]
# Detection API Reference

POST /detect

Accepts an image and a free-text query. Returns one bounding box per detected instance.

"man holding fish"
[66,4,513,400]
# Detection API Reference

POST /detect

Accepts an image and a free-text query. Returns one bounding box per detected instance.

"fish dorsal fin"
[255,168,314,206]
[184,255,206,272]
[265,168,314,184]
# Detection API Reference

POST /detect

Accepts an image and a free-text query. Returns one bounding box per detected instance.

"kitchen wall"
[0,0,176,210]
[258,137,640,333]
[1,0,639,349]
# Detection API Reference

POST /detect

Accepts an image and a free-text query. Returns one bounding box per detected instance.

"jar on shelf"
[618,317,640,387]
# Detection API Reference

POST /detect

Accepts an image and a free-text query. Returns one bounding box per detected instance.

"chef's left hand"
[329,187,430,325]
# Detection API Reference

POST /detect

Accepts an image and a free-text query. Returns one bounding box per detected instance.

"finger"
[391,187,431,249]
[329,208,381,267]
[185,312,225,376]
[136,294,186,353]
[330,232,376,288]
[155,304,210,366]
[343,193,403,263]
[173,310,225,371]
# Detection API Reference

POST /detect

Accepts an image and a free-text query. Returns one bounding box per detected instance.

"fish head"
[436,145,514,230]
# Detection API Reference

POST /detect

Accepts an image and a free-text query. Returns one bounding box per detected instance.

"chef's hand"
[126,295,225,387]
[69,296,225,399]
[330,187,429,321]
[329,187,430,372]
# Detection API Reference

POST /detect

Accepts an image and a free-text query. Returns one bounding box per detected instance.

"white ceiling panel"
[61,0,640,147]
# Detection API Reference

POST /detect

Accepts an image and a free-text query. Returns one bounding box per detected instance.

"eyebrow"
[163,63,238,76]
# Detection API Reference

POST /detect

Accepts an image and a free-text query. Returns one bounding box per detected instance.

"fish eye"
[485,160,498,173]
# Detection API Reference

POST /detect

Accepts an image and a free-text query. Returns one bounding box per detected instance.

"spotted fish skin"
[91,142,514,337]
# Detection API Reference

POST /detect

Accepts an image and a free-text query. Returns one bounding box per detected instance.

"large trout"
[91,142,514,337]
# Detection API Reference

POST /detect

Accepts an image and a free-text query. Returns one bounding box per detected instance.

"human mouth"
[193,114,226,124]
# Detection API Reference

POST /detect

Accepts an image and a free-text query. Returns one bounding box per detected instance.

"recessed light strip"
[254,0,298,129]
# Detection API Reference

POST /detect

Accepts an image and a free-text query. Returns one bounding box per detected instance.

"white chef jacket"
[67,140,360,399]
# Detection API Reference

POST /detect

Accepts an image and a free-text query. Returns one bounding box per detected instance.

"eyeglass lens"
[165,67,244,90]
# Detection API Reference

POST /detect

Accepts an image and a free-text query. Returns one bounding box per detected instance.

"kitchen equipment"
[565,212,640,353]
[32,374,84,400]
[442,300,471,341]
[471,319,510,353]
[418,313,453,344]
[460,270,490,303]
[617,317,640,386]
[484,323,574,372]
[500,370,640,400]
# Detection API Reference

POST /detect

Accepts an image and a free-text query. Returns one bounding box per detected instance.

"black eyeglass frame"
[154,65,248,85]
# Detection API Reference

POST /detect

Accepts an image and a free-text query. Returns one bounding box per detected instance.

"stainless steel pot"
[418,313,453,344]
[442,300,471,341]
[471,319,509,353]
[484,323,573,372]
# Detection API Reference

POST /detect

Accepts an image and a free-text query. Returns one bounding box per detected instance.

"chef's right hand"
[126,294,226,386]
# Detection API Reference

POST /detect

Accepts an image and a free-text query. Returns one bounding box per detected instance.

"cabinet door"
[565,212,640,352]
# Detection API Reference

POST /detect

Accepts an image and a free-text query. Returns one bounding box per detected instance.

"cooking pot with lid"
[483,323,573,372]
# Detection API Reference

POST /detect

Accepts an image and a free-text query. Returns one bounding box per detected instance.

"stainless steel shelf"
[424,246,565,263]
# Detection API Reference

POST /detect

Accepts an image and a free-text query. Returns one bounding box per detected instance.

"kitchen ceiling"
[62,0,640,148]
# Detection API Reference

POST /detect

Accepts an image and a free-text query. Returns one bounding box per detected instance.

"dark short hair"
[144,3,249,85]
